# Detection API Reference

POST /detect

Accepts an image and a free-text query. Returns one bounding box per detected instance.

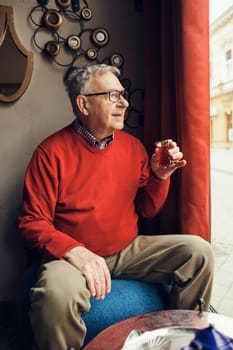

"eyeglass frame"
[83,89,129,103]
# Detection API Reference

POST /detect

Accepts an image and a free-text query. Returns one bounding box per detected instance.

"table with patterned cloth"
[83,310,233,350]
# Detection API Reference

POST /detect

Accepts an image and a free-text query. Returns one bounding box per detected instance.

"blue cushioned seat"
[16,263,171,348]
[83,279,171,345]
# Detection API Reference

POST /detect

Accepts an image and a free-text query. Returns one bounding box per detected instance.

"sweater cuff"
[150,170,170,183]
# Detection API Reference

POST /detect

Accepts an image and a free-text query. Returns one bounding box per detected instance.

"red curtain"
[143,0,210,241]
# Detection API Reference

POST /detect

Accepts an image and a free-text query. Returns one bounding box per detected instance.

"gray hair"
[64,64,121,117]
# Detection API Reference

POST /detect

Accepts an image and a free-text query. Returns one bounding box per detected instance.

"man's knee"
[180,235,213,260]
[174,235,214,282]
[30,260,91,316]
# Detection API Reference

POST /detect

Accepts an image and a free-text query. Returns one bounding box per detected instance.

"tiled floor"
[210,147,233,317]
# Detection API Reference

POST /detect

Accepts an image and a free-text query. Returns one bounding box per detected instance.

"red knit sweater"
[18,122,170,260]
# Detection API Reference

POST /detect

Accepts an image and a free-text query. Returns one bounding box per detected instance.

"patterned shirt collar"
[74,119,114,150]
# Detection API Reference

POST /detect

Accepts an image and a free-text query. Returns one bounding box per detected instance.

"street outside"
[210,147,233,317]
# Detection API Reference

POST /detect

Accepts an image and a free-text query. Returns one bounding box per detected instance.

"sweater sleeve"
[18,146,83,260]
[135,147,170,218]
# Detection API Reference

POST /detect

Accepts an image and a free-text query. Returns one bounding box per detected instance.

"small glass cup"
[155,139,173,167]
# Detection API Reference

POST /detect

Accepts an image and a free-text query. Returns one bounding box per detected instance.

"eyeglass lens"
[109,90,129,102]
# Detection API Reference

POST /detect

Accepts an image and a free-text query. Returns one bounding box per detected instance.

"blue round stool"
[16,263,171,348]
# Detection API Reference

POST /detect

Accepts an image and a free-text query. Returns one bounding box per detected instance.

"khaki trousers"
[29,234,214,350]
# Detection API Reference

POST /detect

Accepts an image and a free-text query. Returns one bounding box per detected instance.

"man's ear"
[76,95,89,116]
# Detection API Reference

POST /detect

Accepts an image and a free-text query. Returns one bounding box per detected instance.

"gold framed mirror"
[0,6,33,103]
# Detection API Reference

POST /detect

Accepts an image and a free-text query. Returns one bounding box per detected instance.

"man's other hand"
[64,246,111,300]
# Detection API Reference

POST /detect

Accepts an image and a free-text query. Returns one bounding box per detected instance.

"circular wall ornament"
[86,48,98,60]
[55,0,71,8]
[81,7,92,20]
[43,9,63,30]
[110,53,124,67]
[44,41,61,56]
[91,28,109,47]
[67,35,81,50]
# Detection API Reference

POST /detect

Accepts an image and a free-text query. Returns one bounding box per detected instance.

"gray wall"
[0,0,143,299]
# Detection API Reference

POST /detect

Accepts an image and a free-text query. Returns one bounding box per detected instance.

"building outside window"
[210,6,233,148]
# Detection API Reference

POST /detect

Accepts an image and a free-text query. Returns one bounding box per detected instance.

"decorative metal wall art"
[29,0,123,70]
[29,0,144,130]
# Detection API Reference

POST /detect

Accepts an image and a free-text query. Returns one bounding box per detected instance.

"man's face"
[80,71,129,140]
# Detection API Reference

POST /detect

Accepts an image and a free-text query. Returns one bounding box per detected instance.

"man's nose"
[118,95,129,108]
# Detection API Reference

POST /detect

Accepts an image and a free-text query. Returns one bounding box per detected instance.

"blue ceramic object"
[181,324,233,350]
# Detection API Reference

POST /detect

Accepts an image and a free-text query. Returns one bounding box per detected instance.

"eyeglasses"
[83,90,129,103]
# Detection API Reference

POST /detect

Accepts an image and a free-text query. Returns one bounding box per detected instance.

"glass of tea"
[156,139,173,167]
